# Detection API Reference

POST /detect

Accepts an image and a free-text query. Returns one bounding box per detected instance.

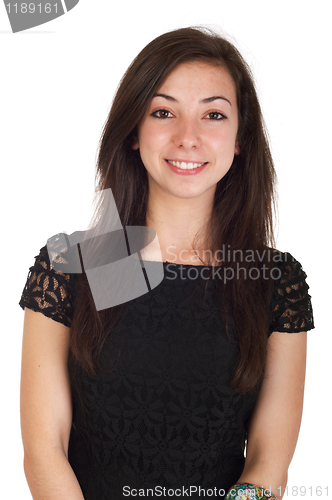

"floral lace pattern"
[19,245,76,326]
[269,253,314,333]
[19,246,314,500]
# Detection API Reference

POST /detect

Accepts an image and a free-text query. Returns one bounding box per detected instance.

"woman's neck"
[144,188,215,265]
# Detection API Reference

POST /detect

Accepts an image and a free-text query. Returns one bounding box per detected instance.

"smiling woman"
[19,27,314,500]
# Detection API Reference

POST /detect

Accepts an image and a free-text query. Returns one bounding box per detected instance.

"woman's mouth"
[165,160,208,176]
[166,160,207,170]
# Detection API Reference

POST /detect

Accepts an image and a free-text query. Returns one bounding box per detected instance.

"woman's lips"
[165,159,208,175]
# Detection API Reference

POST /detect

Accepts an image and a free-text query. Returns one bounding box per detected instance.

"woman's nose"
[173,118,201,150]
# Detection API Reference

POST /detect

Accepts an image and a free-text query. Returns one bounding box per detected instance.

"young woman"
[19,27,314,500]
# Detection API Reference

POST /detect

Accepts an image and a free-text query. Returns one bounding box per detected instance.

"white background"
[1,1,330,498]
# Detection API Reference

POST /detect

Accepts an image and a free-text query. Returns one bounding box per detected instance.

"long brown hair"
[69,27,277,394]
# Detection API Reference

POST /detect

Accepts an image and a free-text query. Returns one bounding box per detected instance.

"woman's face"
[133,61,240,202]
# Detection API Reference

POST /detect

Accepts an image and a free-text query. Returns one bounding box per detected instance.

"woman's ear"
[234,140,240,155]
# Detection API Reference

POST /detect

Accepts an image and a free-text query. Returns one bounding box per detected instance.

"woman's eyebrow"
[153,93,231,106]
[201,95,232,106]
[153,93,178,102]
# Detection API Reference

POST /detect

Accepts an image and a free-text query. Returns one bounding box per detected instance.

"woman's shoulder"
[19,242,78,327]
[266,248,304,279]
[267,249,311,295]
[28,242,78,286]
[268,248,314,334]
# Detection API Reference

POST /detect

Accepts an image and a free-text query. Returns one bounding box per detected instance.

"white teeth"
[168,160,204,170]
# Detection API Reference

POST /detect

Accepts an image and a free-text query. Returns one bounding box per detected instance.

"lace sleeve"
[269,252,314,334]
[19,245,77,327]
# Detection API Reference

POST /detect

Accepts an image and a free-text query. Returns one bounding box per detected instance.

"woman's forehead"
[154,61,237,105]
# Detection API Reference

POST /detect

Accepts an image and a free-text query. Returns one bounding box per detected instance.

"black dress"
[19,245,314,500]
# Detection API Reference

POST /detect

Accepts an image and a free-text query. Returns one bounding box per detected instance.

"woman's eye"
[151,109,173,119]
[206,112,227,120]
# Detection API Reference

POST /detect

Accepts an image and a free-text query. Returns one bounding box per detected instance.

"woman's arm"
[236,330,307,499]
[20,308,85,500]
